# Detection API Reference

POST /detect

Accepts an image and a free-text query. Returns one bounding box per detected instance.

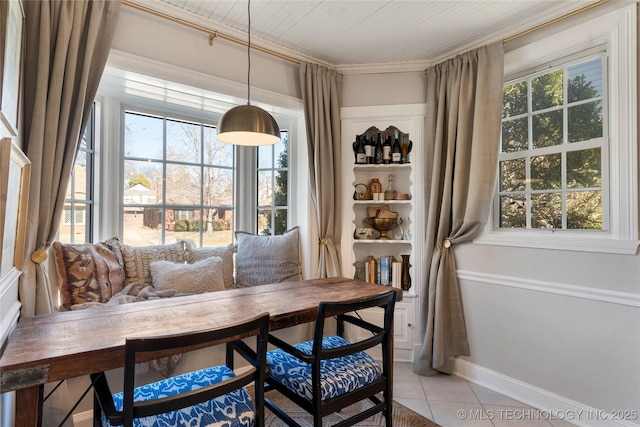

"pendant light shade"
[217,104,280,146]
[217,0,280,146]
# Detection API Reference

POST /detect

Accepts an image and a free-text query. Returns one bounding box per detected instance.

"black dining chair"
[90,312,270,427]
[264,290,396,427]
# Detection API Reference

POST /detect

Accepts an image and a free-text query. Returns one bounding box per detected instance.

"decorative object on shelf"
[384,174,397,200]
[401,254,411,291]
[353,135,366,164]
[369,178,382,201]
[353,183,371,200]
[400,137,413,163]
[216,0,280,146]
[367,217,403,240]
[353,228,374,240]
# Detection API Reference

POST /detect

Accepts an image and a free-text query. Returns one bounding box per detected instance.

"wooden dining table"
[0,277,400,427]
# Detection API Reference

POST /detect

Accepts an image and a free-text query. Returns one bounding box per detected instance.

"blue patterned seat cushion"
[99,365,255,427]
[266,335,382,402]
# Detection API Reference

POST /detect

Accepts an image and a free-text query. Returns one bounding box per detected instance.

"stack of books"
[364,255,403,288]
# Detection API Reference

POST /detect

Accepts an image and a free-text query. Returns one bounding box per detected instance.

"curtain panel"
[299,61,343,278]
[20,0,121,317]
[415,42,504,376]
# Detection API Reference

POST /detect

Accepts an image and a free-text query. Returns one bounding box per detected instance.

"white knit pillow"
[150,256,225,294]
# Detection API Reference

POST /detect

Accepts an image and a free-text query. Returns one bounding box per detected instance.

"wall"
[341,4,640,426]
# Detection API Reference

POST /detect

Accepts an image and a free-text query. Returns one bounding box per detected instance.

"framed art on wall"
[0,0,24,135]
[0,137,30,281]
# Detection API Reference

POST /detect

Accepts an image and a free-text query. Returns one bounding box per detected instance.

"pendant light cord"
[247,0,251,105]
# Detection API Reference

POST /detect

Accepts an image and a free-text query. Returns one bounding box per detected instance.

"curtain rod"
[503,0,607,43]
[122,0,300,65]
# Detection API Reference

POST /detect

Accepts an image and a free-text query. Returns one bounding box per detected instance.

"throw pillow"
[235,226,302,287]
[184,242,236,289]
[120,241,186,285]
[150,256,225,294]
[52,238,125,310]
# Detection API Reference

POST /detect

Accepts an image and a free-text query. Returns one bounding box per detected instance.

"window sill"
[473,231,639,255]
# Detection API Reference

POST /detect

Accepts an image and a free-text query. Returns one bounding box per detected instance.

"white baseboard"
[454,358,640,427]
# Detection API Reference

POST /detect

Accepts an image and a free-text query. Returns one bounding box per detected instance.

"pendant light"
[217,0,280,146]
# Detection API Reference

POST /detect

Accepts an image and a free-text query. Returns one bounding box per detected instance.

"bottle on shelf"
[392,130,402,164]
[375,132,384,164]
[354,135,367,164]
[369,178,382,200]
[364,136,374,164]
[383,132,392,164]
[384,173,396,200]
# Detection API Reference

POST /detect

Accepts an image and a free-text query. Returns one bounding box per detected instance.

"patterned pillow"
[184,243,236,289]
[150,256,225,294]
[52,238,125,310]
[235,226,302,287]
[121,241,186,285]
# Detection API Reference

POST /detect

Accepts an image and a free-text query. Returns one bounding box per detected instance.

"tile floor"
[393,362,577,427]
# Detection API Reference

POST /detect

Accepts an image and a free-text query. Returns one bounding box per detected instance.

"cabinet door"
[345,302,414,362]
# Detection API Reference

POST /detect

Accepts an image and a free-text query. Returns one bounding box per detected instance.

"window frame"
[498,52,609,232]
[475,3,638,255]
[93,61,306,246]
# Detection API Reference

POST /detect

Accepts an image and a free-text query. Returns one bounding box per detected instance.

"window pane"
[501,117,528,153]
[166,164,201,205]
[500,159,526,192]
[567,148,601,188]
[205,126,233,167]
[531,193,562,229]
[532,110,563,148]
[123,207,162,245]
[532,70,563,111]
[568,58,602,103]
[124,112,164,160]
[258,145,273,169]
[273,209,288,235]
[203,167,233,206]
[166,119,200,163]
[568,101,603,143]
[567,191,602,229]
[124,161,161,205]
[503,81,528,118]
[257,208,272,235]
[500,195,526,228]
[258,170,273,207]
[203,209,233,246]
[531,153,561,190]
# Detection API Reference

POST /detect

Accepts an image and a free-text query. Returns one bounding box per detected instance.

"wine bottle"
[363,136,373,164]
[375,132,383,164]
[355,135,367,164]
[392,130,402,164]
[383,132,392,164]
[352,136,360,164]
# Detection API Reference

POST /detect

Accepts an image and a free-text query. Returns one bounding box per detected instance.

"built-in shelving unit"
[340,104,426,362]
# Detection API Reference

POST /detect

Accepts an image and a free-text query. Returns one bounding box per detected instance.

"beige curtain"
[299,61,343,278]
[414,42,504,376]
[20,0,121,317]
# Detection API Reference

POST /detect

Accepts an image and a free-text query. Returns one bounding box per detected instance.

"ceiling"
[134,0,601,70]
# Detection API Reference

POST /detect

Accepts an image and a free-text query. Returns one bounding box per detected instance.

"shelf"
[353,200,412,205]
[354,239,410,244]
[353,164,411,172]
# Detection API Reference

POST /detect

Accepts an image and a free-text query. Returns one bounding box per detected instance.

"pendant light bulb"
[217,0,280,146]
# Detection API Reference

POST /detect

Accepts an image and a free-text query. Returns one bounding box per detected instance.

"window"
[123,111,235,246]
[58,106,95,244]
[257,132,289,235]
[476,4,637,254]
[499,55,607,231]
